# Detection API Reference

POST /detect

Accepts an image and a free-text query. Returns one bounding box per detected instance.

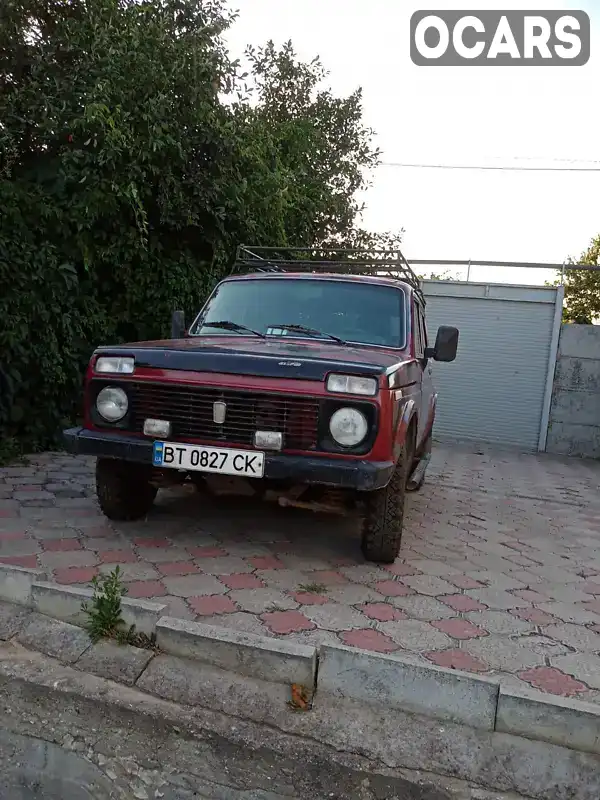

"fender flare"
[394,398,418,461]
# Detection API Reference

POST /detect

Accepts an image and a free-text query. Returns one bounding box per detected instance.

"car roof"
[222,272,413,292]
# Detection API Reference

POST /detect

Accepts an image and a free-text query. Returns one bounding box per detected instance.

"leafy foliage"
[562,235,600,324]
[82,567,128,643]
[0,0,396,453]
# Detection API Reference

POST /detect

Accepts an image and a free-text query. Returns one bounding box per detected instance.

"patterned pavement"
[2,442,600,702]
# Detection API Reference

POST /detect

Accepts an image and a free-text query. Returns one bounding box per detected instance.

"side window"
[413,304,424,358]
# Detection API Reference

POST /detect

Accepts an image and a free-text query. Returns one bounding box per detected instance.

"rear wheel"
[96,458,158,521]
[360,431,414,563]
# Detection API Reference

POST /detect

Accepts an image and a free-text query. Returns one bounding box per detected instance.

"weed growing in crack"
[82,566,159,650]
[298,582,328,595]
[82,566,128,643]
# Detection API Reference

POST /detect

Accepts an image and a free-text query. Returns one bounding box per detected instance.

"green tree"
[562,235,600,324]
[0,0,399,453]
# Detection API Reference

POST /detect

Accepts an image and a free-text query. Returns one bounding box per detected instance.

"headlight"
[96,387,128,422]
[329,407,368,447]
[95,356,135,374]
[327,374,377,396]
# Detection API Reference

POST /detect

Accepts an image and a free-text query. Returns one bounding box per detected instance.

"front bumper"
[63,428,394,492]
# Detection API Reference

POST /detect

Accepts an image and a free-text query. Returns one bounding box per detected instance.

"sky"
[224,0,599,286]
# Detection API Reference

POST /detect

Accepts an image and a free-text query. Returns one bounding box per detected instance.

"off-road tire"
[96,458,158,521]
[360,434,413,563]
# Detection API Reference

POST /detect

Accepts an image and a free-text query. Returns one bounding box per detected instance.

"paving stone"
[377,620,453,651]
[550,653,600,689]
[228,588,298,614]
[425,648,489,672]
[402,574,457,596]
[201,611,273,637]
[465,610,534,635]
[187,546,228,559]
[126,580,167,598]
[339,565,388,584]
[518,634,571,658]
[325,584,384,605]
[137,546,192,563]
[464,637,545,671]
[157,561,199,576]
[389,594,457,620]
[220,573,265,590]
[17,613,91,663]
[538,601,600,624]
[407,559,461,576]
[303,603,371,632]
[188,594,238,616]
[465,588,531,610]
[261,610,315,634]
[432,618,488,640]
[374,579,413,597]
[340,628,399,653]
[97,549,138,564]
[39,549,98,569]
[195,556,253,575]
[511,607,559,626]
[463,571,526,591]
[544,623,600,652]
[99,562,159,582]
[284,628,341,648]
[291,591,329,606]
[54,566,98,584]
[0,538,40,557]
[77,640,154,685]
[160,595,197,620]
[162,574,226,597]
[254,568,304,591]
[442,594,487,613]
[359,603,407,622]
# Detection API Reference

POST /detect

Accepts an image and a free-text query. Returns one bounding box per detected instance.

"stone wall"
[546,324,600,458]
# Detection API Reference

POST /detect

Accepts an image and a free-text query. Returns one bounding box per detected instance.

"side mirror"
[425,325,459,363]
[171,310,186,339]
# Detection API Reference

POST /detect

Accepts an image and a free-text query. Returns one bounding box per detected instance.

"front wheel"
[96,459,158,521]
[360,442,411,564]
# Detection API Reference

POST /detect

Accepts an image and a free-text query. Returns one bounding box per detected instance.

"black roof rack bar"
[233,245,425,304]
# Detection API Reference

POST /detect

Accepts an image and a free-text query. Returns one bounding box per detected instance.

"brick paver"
[2,443,600,702]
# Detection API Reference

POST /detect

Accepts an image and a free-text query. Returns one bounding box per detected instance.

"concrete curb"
[0,564,47,606]
[1,564,600,762]
[156,615,316,687]
[317,643,499,730]
[31,580,167,635]
[496,685,600,757]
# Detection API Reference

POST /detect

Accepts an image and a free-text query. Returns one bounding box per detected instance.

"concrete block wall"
[546,324,600,458]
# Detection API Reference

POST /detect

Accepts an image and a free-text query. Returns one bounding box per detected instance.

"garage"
[422,280,564,451]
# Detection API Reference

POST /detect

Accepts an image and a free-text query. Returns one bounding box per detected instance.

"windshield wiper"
[268,323,347,346]
[202,320,266,339]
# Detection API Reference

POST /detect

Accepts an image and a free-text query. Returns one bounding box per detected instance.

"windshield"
[190,278,406,348]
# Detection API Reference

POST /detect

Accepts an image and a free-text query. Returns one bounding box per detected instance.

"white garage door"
[422,281,563,451]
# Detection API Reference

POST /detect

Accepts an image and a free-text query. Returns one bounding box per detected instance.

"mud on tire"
[360,434,413,564]
[96,458,158,521]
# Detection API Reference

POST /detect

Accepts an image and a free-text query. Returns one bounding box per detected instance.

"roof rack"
[233,245,425,304]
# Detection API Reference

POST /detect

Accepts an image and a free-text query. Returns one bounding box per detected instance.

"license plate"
[152,441,265,478]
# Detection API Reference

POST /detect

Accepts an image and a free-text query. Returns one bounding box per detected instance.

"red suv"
[64,247,458,562]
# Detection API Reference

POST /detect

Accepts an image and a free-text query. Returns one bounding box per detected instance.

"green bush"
[0,0,395,454]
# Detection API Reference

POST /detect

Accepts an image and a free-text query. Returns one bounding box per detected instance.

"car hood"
[94,336,409,382]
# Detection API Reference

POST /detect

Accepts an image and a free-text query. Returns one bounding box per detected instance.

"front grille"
[128,383,320,450]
